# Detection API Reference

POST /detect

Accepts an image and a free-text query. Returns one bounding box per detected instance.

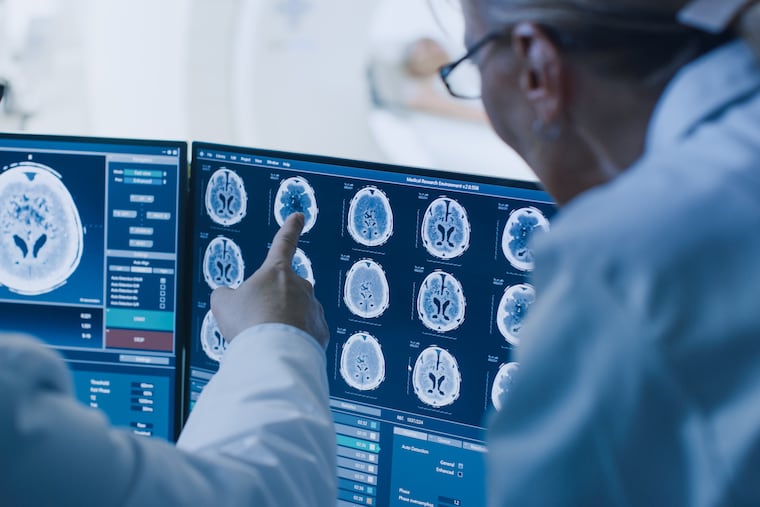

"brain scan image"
[340,332,386,391]
[274,176,318,233]
[502,207,550,271]
[203,236,245,290]
[347,186,393,247]
[417,271,466,333]
[421,197,471,259]
[292,247,315,286]
[491,362,520,411]
[343,259,390,319]
[412,346,461,408]
[496,283,536,346]
[0,163,83,295]
[200,310,227,362]
[205,168,248,226]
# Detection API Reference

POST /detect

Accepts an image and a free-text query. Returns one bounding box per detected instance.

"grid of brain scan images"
[187,144,555,507]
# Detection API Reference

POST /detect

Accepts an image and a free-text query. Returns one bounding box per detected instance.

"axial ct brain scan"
[421,196,471,259]
[205,168,248,226]
[347,186,394,247]
[188,144,556,507]
[496,283,535,346]
[491,362,520,412]
[292,247,315,286]
[343,259,390,319]
[412,346,462,408]
[274,176,318,233]
[417,271,466,333]
[200,310,226,362]
[340,332,386,391]
[203,235,245,290]
[502,206,550,271]
[0,163,83,295]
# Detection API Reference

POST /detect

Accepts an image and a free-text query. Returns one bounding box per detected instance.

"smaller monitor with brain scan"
[0,133,187,441]
[187,142,555,507]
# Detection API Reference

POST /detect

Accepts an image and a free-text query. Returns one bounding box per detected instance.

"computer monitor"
[187,142,555,507]
[0,134,188,441]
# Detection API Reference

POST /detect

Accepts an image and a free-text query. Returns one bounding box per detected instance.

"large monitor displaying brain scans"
[187,143,555,507]
[0,134,187,441]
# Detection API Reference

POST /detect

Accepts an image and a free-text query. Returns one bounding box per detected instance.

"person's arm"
[177,323,336,505]
[178,211,336,504]
[0,335,154,506]
[0,213,336,506]
[403,79,489,123]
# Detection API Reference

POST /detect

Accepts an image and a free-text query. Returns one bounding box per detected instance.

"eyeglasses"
[438,1,695,101]
[439,31,503,100]
[439,22,599,100]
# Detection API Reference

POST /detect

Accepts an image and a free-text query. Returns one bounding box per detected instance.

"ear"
[510,22,565,126]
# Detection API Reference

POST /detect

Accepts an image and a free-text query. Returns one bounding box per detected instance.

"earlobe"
[511,22,564,126]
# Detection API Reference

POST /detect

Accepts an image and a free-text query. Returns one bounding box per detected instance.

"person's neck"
[548,78,665,206]
[583,86,660,170]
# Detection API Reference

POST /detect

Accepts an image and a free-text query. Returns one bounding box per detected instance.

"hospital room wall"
[0,0,535,180]
[0,0,381,154]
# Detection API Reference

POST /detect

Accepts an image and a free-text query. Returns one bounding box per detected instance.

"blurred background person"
[397,36,488,123]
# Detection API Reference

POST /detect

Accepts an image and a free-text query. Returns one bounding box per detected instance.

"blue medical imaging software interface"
[188,143,556,507]
[0,135,186,441]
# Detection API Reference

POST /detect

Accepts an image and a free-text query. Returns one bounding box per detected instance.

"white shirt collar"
[646,40,760,151]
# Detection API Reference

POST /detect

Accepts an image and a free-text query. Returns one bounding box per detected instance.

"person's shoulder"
[541,133,760,295]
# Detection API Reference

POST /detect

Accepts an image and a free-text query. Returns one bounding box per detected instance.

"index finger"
[265,212,305,266]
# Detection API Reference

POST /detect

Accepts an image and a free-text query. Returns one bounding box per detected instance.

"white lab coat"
[0,324,336,506]
[488,41,760,505]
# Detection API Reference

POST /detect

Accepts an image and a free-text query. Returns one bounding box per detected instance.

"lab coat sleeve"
[0,324,336,507]
[177,323,337,505]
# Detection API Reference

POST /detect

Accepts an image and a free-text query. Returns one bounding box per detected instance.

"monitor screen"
[187,143,555,507]
[0,134,187,441]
